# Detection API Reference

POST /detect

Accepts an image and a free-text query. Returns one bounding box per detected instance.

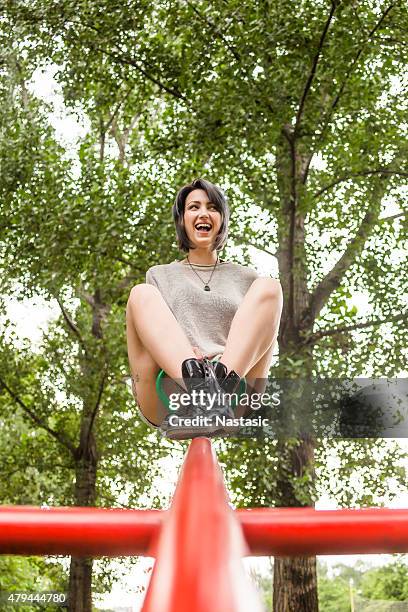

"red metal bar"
[0,507,161,556]
[142,437,263,612]
[238,507,408,556]
[3,505,406,558]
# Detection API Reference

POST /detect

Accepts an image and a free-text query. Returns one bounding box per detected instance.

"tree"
[0,555,68,612]
[316,558,408,610]
[249,561,274,610]
[361,559,408,602]
[0,24,170,610]
[2,0,408,609]
[317,561,351,612]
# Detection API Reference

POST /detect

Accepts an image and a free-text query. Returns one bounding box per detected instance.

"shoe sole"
[161,424,225,440]
[160,404,237,440]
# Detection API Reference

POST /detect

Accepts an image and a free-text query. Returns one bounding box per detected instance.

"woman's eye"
[187,203,217,210]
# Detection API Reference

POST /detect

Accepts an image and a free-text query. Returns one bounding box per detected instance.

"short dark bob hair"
[172,178,230,253]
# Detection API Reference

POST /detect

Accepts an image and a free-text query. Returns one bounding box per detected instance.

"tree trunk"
[273,127,319,610]
[68,425,98,611]
[273,557,318,611]
[272,433,317,611]
[67,289,107,611]
[68,557,94,612]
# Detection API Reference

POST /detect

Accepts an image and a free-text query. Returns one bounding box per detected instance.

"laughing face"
[183,189,222,250]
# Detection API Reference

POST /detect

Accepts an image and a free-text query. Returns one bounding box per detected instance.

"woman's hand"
[192,346,204,360]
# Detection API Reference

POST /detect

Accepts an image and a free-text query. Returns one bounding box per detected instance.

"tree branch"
[90,289,110,339]
[179,2,277,116]
[230,232,277,257]
[308,311,408,344]
[294,2,338,135]
[185,0,241,63]
[304,144,406,326]
[88,41,187,102]
[102,87,134,135]
[78,17,189,102]
[111,255,144,271]
[306,3,396,171]
[314,169,408,198]
[114,273,139,293]
[304,199,384,325]
[0,376,76,455]
[378,212,406,223]
[78,288,95,308]
[41,331,73,383]
[325,3,395,121]
[85,370,107,450]
[372,35,408,47]
[55,297,89,358]
[110,111,141,163]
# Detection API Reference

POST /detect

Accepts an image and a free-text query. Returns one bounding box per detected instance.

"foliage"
[317,558,408,611]
[318,562,351,612]
[0,555,68,612]
[249,563,273,611]
[1,0,407,606]
[360,559,408,602]
[246,559,408,611]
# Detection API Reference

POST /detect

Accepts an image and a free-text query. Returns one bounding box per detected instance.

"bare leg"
[126,279,281,426]
[220,278,282,378]
[219,343,275,418]
[126,327,164,426]
[126,284,198,425]
[127,284,196,381]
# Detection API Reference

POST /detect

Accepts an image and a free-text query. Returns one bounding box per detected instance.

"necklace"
[186,253,219,291]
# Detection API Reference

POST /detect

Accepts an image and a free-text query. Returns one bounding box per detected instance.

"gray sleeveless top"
[145,260,259,359]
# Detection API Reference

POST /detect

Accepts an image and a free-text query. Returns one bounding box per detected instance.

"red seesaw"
[1,438,407,611]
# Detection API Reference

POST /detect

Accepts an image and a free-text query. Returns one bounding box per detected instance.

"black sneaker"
[212,360,246,436]
[213,361,244,396]
[159,357,229,440]
[159,403,222,440]
[214,365,273,437]
[200,357,236,419]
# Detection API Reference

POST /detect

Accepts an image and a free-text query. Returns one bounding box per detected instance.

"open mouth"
[195,223,212,234]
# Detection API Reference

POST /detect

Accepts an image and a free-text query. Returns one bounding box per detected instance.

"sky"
[2,64,407,610]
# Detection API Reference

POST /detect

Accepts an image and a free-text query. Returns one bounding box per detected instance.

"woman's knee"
[127,283,161,310]
[251,277,282,303]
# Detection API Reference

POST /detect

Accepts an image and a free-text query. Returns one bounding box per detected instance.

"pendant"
[204,285,210,291]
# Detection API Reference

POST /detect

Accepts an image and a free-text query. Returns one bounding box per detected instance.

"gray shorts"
[131,378,161,430]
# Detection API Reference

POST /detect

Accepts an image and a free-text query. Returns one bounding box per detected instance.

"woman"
[126,177,282,439]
